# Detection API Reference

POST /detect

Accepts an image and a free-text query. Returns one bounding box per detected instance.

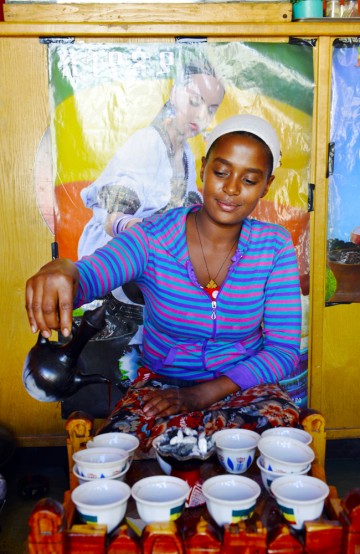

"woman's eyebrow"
[213,157,231,165]
[213,158,264,174]
[186,88,203,99]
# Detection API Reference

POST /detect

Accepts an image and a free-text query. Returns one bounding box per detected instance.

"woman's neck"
[165,118,185,154]
[187,209,241,289]
[193,208,242,248]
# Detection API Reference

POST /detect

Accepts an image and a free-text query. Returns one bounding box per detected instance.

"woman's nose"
[223,177,241,196]
[194,102,211,124]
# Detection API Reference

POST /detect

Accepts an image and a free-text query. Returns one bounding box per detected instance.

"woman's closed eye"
[243,177,258,185]
[214,170,231,179]
[207,104,220,117]
[189,94,202,108]
[189,95,219,118]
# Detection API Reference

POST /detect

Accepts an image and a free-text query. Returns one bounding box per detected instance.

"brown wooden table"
[27,453,360,554]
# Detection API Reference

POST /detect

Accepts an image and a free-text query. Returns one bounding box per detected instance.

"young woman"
[25,114,301,453]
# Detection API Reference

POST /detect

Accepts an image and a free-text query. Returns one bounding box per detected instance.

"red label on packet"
[172,467,206,508]
[186,480,206,508]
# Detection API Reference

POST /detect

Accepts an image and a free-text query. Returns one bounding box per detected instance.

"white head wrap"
[205,114,281,171]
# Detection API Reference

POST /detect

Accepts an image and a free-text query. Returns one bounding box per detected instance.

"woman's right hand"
[25,258,79,339]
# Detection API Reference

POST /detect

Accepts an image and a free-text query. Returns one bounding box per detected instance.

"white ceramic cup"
[87,432,139,462]
[73,460,131,485]
[257,436,314,474]
[213,428,260,474]
[72,447,129,479]
[131,475,190,524]
[260,427,312,446]
[270,474,329,530]
[256,456,311,494]
[71,479,131,533]
[202,474,261,526]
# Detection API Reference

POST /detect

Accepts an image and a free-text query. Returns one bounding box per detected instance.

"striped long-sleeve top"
[75,205,302,390]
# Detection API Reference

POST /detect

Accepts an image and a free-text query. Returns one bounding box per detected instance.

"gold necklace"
[194,212,238,289]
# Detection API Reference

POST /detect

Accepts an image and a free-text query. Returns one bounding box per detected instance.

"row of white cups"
[71,426,329,533]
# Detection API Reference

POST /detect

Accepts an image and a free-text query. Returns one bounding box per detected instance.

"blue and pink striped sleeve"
[74,225,149,307]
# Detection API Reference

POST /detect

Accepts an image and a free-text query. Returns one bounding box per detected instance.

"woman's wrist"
[190,377,240,410]
[112,214,137,236]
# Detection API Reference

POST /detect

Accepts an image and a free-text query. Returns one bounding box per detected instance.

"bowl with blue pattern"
[212,428,260,474]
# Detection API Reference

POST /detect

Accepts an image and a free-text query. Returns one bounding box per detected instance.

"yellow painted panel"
[0,37,65,442]
[322,303,360,430]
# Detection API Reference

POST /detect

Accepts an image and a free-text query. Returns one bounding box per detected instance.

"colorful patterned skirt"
[97,367,300,456]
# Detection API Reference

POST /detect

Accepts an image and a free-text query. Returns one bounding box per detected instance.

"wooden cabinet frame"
[1,7,359,444]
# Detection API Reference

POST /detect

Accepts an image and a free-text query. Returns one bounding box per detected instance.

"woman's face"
[200,133,274,226]
[170,73,224,138]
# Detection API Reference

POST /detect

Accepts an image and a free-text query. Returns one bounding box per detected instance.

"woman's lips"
[189,123,199,134]
[217,199,239,212]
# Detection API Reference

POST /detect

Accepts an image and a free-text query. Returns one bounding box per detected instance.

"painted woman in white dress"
[76,60,225,384]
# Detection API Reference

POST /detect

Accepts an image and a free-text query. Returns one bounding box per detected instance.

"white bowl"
[73,460,131,485]
[87,432,139,461]
[71,479,131,533]
[73,447,129,479]
[152,435,173,475]
[155,453,173,476]
[256,456,311,494]
[202,474,261,527]
[270,474,329,530]
[261,427,312,446]
[131,475,190,524]
[213,429,260,474]
[257,436,314,474]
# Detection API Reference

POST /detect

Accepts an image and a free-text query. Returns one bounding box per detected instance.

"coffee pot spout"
[74,372,110,388]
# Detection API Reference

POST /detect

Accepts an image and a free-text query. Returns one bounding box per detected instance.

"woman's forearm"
[190,376,241,410]
[142,375,240,418]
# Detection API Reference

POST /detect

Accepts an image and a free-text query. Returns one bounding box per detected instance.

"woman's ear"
[261,175,275,198]
[200,156,206,183]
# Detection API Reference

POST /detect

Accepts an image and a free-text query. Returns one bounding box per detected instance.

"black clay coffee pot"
[22,305,109,402]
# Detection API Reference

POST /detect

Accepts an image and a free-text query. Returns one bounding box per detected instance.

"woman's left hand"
[141,377,240,419]
[141,387,200,418]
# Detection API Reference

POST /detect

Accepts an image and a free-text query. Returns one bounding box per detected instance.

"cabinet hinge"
[327,142,335,177]
[308,183,315,212]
